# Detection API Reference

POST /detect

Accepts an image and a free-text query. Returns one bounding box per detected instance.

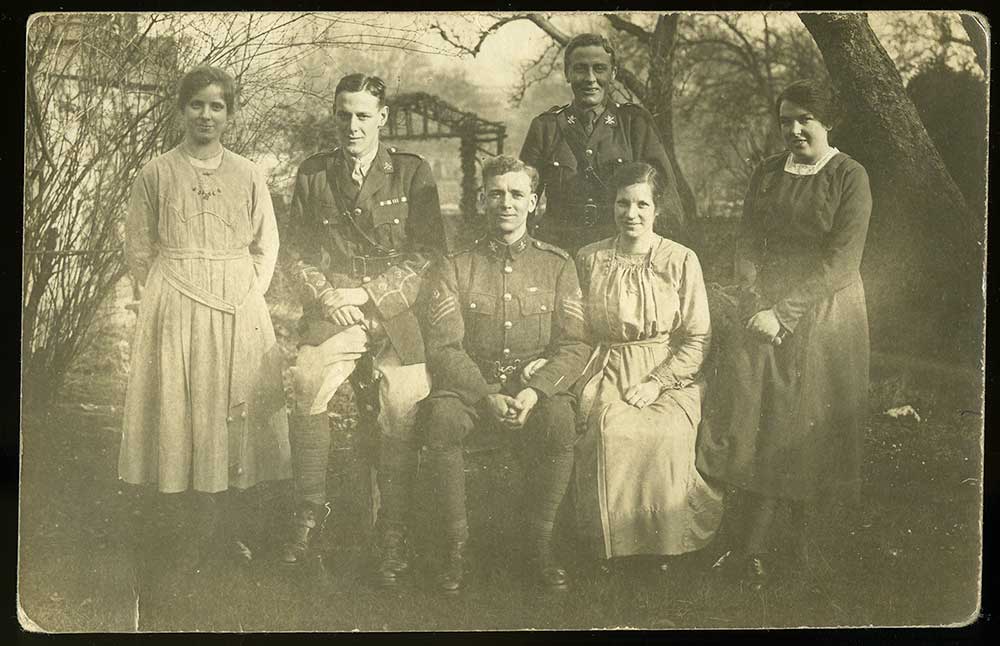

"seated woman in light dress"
[572,162,723,564]
[120,66,291,572]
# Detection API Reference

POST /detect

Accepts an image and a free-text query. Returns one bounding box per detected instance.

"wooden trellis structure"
[384,92,506,218]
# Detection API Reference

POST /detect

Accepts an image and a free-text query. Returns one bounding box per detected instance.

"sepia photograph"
[18,10,986,632]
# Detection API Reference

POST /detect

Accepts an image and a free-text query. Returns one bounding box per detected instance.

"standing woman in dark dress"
[697,80,872,588]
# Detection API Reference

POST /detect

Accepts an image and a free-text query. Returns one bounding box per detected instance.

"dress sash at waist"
[153,254,258,412]
[159,246,251,261]
[575,334,671,429]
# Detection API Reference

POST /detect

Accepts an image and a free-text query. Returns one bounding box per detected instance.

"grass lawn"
[17,347,982,632]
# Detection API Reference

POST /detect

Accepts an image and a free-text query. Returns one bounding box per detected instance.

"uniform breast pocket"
[311,199,347,231]
[544,151,578,195]
[464,292,498,351]
[372,200,408,250]
[518,289,555,349]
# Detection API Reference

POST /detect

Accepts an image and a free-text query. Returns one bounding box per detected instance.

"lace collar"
[783,147,840,176]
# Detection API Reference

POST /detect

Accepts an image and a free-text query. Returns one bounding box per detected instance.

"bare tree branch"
[604,14,651,45]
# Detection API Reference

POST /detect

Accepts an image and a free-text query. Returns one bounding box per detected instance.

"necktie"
[585,110,597,135]
[351,158,364,187]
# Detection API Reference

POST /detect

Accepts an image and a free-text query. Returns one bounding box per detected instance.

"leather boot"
[530,547,570,591]
[373,526,410,588]
[280,501,331,565]
[437,540,466,595]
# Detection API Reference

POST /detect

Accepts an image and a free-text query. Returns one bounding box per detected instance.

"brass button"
[226,416,234,423]
[469,302,477,309]
[502,348,511,355]
[499,374,507,382]
[322,219,329,225]
[503,321,512,330]
[504,265,513,274]
[354,207,363,216]
[540,305,548,312]
[503,293,512,302]
[585,148,593,156]
[553,161,560,167]
[361,276,372,284]
[241,410,247,419]
[236,467,244,476]
[393,218,400,224]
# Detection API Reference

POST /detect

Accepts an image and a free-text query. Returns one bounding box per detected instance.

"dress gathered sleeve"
[125,165,158,287]
[423,257,496,407]
[772,162,872,332]
[248,166,279,294]
[526,256,591,398]
[650,249,711,388]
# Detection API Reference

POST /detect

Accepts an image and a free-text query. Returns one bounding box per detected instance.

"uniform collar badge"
[604,113,617,127]
[382,160,393,173]
[565,114,576,125]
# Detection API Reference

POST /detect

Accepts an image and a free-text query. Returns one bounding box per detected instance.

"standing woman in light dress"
[573,162,724,564]
[697,80,872,589]
[120,66,291,570]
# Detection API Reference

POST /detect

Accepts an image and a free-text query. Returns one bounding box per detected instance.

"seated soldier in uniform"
[419,155,591,594]
[282,73,445,588]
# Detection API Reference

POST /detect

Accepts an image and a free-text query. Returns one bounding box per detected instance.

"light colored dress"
[574,235,723,558]
[120,147,291,493]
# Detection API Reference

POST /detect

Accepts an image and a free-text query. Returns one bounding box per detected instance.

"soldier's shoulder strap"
[298,148,339,173]
[531,238,570,260]
[386,146,425,161]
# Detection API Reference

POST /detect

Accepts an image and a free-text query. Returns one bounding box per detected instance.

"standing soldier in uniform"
[282,73,445,588]
[420,156,590,594]
[520,32,685,256]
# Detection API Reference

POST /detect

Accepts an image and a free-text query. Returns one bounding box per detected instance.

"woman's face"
[614,182,657,241]
[779,99,831,164]
[181,83,229,146]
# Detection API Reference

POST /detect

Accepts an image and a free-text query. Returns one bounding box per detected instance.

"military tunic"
[419,234,591,544]
[520,101,685,255]
[287,143,445,364]
[283,143,444,527]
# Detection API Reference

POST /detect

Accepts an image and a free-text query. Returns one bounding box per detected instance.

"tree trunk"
[959,13,989,75]
[799,12,983,357]
[647,14,699,231]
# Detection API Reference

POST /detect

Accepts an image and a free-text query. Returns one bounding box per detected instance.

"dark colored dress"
[697,151,872,502]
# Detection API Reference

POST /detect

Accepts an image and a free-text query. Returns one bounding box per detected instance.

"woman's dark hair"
[563,33,617,72]
[177,66,238,112]
[609,162,664,208]
[335,73,388,107]
[774,79,839,127]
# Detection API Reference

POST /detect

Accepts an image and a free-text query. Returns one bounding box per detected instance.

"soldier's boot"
[280,501,331,565]
[529,541,570,591]
[436,539,467,595]
[373,526,410,588]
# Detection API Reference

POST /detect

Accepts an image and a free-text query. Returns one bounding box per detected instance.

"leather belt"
[350,253,401,279]
[473,355,541,384]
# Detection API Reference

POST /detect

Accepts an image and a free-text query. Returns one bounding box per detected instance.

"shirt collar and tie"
[573,101,607,135]
[347,144,380,187]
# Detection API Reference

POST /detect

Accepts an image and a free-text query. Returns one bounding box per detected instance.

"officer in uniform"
[419,156,590,593]
[520,32,685,256]
[282,73,445,587]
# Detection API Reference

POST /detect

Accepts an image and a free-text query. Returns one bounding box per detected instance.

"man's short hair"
[563,33,617,73]
[481,155,539,192]
[335,73,388,107]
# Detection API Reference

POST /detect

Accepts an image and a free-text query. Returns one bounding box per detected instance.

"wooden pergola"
[384,92,506,218]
